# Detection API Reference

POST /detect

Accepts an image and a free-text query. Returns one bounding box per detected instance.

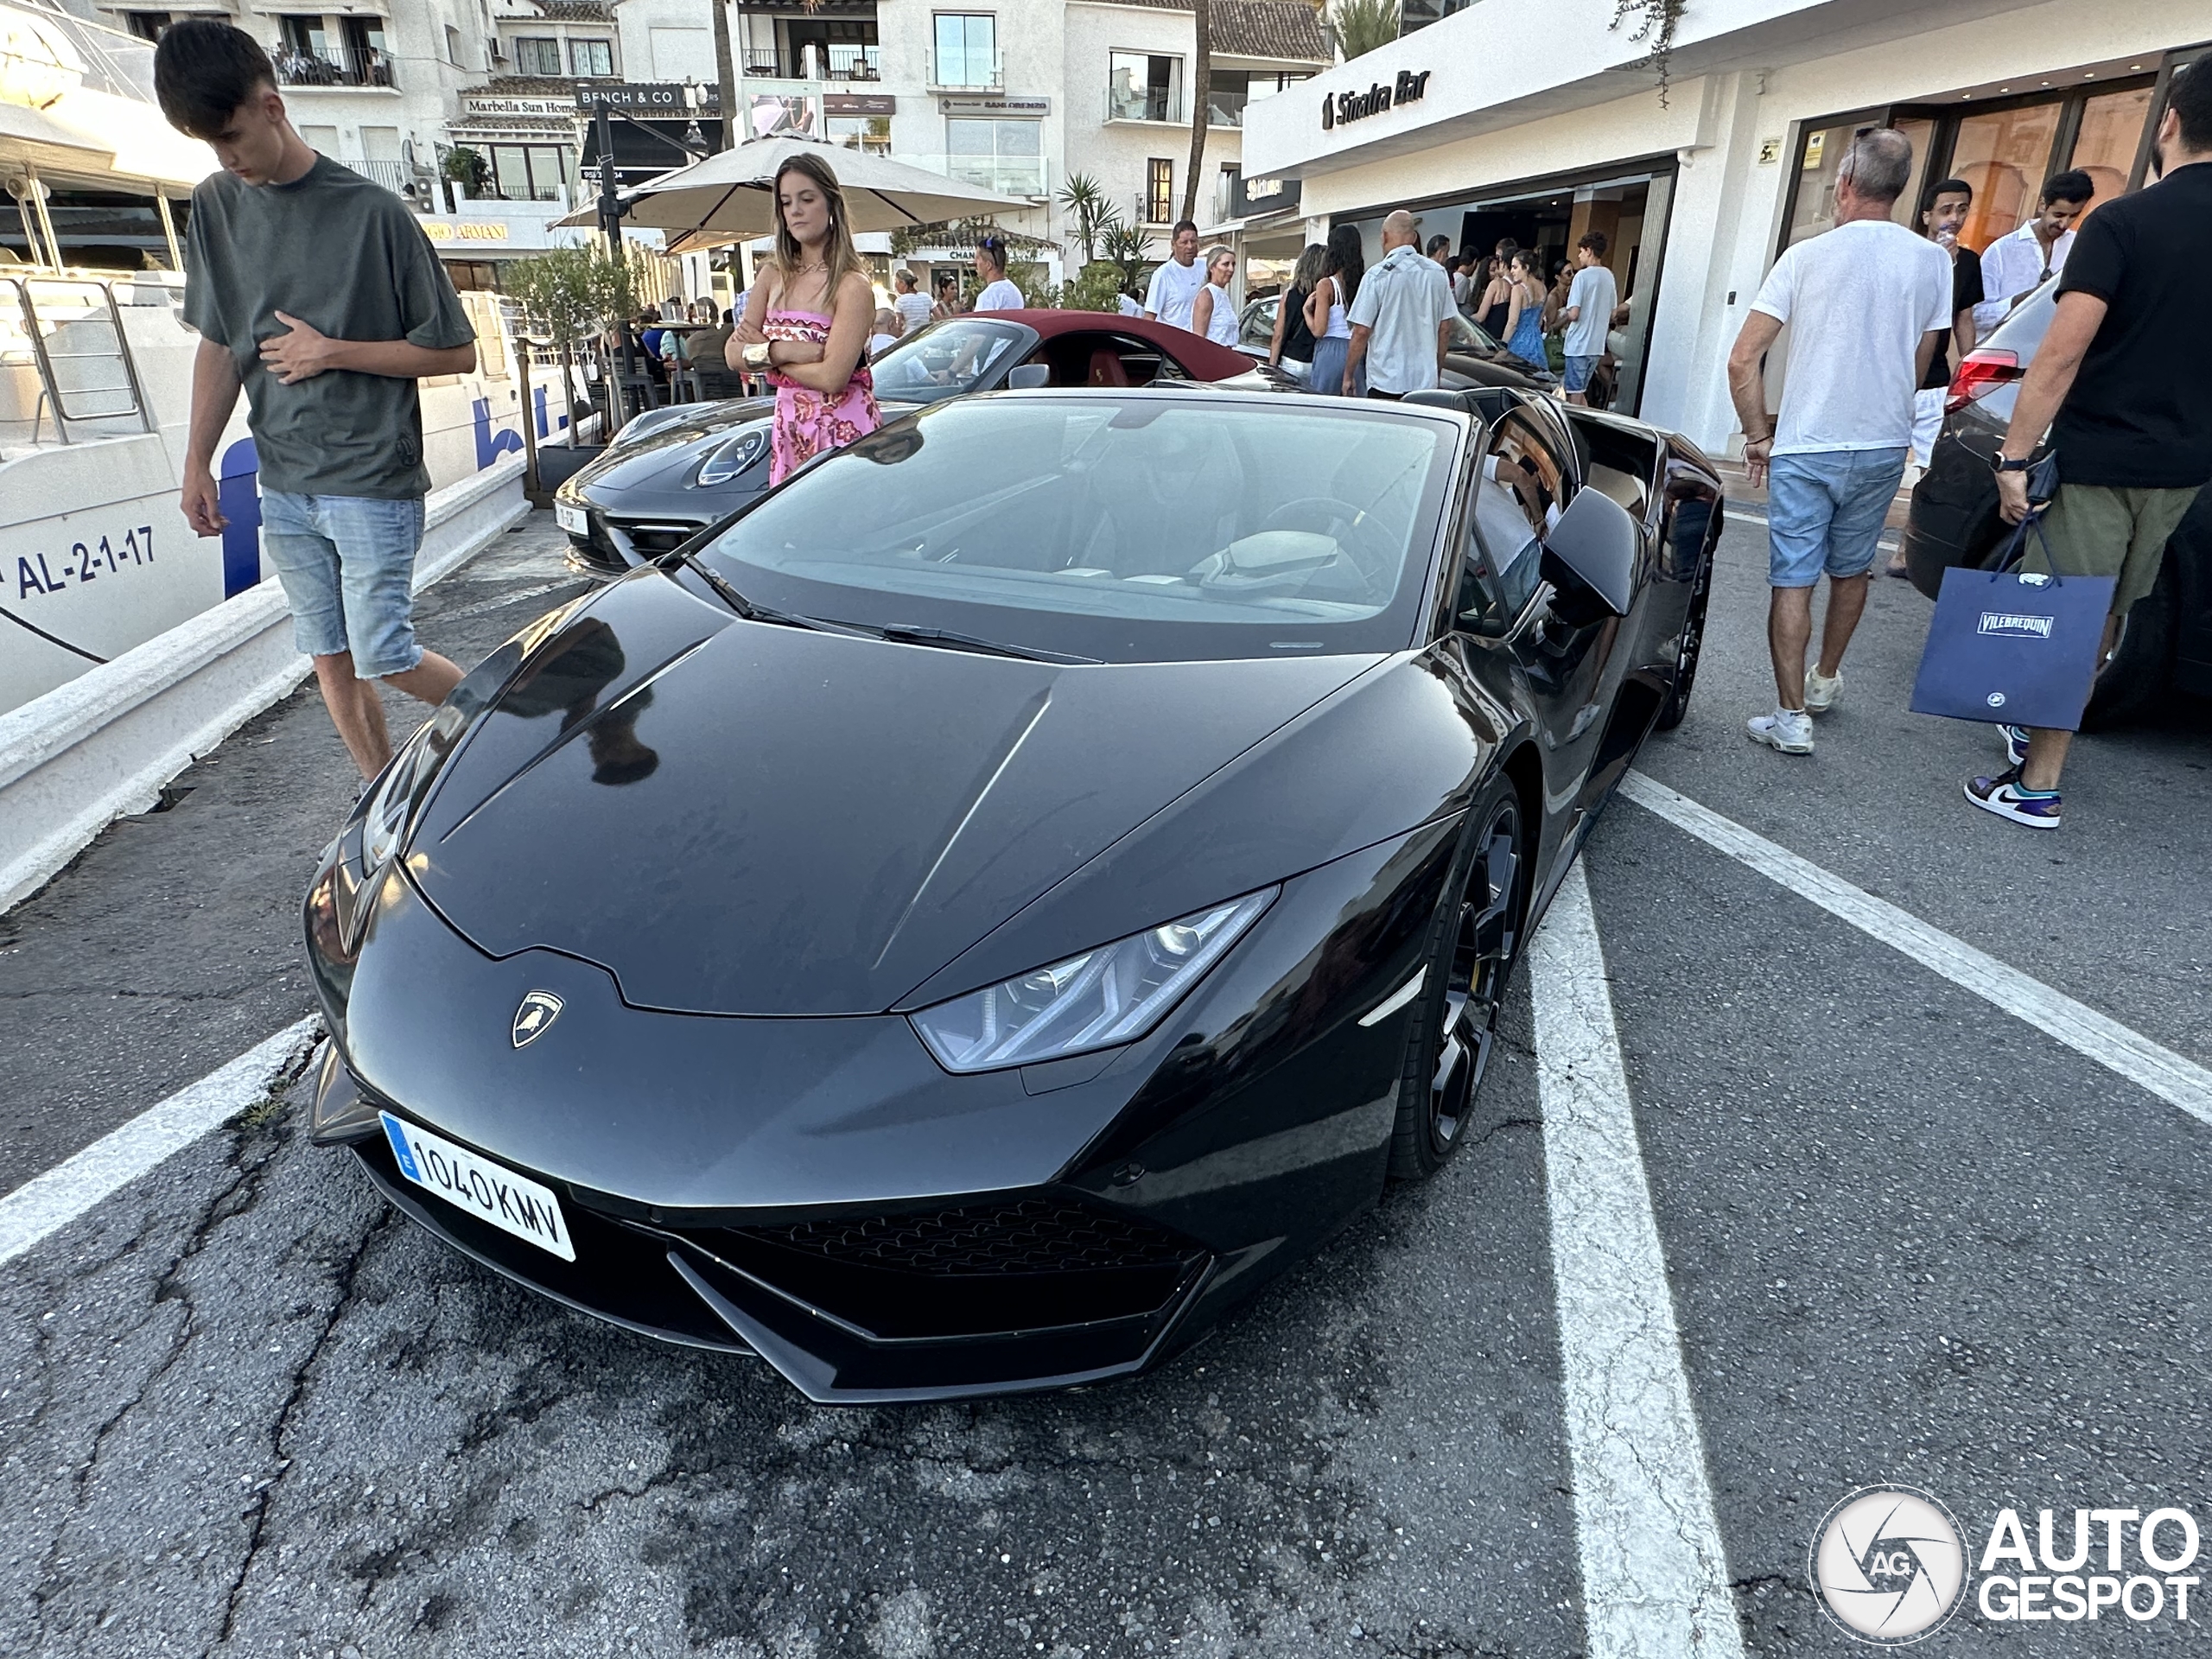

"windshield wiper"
[876,624,1101,666]
[678,556,868,638]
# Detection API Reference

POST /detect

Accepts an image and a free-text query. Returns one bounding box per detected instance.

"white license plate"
[379,1111,575,1262]
[556,502,588,536]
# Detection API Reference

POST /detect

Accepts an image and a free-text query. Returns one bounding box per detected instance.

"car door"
[1459,407,1630,822]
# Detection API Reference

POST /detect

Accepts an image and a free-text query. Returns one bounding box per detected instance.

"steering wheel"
[1263,496,1364,537]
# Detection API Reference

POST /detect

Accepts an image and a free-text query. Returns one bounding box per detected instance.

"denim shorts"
[1563,354,1601,393]
[1765,448,1908,588]
[259,492,428,677]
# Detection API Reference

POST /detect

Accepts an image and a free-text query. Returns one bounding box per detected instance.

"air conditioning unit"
[486,35,504,63]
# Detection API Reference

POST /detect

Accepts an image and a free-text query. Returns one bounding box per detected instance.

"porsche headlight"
[696,428,767,486]
[910,888,1277,1073]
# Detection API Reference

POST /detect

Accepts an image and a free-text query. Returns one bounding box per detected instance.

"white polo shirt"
[1346,245,1458,395]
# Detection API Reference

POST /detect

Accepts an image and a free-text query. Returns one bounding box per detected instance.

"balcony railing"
[898,152,1045,200]
[930,54,1003,91]
[1105,81,1254,127]
[340,158,410,194]
[273,45,397,90]
[742,46,881,81]
[1105,86,1184,124]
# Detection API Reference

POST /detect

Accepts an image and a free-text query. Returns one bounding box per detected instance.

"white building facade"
[649,0,1324,286]
[1243,0,2208,453]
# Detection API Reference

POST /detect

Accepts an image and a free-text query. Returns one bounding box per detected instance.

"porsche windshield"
[695,393,1456,663]
[866,320,1030,404]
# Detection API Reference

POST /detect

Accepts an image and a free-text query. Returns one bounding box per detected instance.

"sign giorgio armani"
[1321,68,1432,131]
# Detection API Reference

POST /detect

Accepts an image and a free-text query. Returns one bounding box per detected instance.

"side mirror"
[1006,363,1051,390]
[1539,486,1637,617]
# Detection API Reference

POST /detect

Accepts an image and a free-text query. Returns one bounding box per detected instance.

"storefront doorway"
[1338,163,1675,416]
[1777,43,2203,254]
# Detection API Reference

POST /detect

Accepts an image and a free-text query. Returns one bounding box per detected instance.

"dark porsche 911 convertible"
[306,385,1720,1402]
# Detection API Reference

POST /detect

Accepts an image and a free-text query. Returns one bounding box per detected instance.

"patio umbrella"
[556,137,1025,247]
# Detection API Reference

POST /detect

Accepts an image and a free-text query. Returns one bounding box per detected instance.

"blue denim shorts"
[1765,448,1908,588]
[1563,354,1601,393]
[259,492,428,677]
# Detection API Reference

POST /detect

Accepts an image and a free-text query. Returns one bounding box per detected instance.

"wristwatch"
[1991,454,2034,474]
[741,340,772,371]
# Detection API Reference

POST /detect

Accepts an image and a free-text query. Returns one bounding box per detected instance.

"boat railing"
[0,276,156,453]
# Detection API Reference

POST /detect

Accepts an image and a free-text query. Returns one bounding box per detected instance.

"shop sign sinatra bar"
[1321,68,1432,130]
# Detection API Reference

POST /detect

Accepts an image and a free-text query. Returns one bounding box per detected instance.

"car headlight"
[359,704,464,870]
[910,888,1276,1073]
[696,428,767,486]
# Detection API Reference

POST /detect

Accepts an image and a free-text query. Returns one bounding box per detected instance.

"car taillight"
[1946,349,2020,414]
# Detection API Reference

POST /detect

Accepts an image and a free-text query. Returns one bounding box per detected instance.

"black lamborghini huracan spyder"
[306,385,1720,1402]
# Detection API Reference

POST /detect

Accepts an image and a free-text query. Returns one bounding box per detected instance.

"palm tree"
[1180,0,1213,226]
[1331,0,1401,60]
[1056,173,1121,264]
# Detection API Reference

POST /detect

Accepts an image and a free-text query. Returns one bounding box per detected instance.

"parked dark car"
[553,313,1255,578]
[307,385,1720,1403]
[1904,280,2212,724]
[1235,294,1580,399]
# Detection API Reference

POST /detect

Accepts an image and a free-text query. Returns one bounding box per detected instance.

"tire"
[2080,550,2178,731]
[1655,552,1712,732]
[1388,780,1527,1181]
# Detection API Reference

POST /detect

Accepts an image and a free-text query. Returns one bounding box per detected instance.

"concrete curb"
[0,457,529,916]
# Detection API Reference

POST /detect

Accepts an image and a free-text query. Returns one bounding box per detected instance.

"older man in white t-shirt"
[1143,220,1206,331]
[1726,128,1952,758]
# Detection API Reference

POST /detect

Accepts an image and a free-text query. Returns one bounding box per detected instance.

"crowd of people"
[1725,65,2210,834]
[146,13,2206,841]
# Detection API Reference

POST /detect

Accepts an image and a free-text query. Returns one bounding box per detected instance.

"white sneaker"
[1746,709,1814,754]
[1804,665,1843,714]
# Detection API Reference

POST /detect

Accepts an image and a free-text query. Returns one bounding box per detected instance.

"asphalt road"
[1,510,2206,1656]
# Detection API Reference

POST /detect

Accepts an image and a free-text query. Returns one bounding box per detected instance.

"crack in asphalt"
[207,1195,393,1656]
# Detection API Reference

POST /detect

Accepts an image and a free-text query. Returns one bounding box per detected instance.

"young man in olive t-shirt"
[156,22,479,779]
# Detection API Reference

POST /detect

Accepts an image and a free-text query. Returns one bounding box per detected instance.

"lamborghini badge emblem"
[512,990,563,1048]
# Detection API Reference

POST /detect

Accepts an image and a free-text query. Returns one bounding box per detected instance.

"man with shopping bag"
[1964,61,2212,829]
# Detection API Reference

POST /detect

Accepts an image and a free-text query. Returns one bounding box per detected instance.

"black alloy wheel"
[1389,785,1526,1179]
[1655,551,1713,731]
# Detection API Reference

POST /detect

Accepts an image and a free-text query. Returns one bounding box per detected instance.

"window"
[1460,414,1568,631]
[123,12,169,41]
[513,35,560,75]
[444,25,463,67]
[487,144,573,202]
[946,118,1041,195]
[827,116,893,156]
[1146,158,1173,226]
[1109,53,1182,123]
[1207,69,1249,128]
[1948,104,2064,251]
[932,14,996,88]
[2066,85,2154,228]
[569,37,613,77]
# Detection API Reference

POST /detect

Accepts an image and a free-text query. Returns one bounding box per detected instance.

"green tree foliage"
[1055,173,1123,264]
[1331,0,1401,61]
[1065,261,1128,314]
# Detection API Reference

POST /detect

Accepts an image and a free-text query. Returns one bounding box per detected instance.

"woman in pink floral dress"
[724,151,881,485]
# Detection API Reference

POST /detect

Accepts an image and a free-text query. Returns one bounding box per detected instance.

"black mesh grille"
[739,1197,1198,1276]
[612,518,702,557]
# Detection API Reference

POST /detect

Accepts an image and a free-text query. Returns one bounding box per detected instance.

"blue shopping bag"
[1909,513,2115,731]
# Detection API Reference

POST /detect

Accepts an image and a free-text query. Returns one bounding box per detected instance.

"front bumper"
[307,815,1459,1400]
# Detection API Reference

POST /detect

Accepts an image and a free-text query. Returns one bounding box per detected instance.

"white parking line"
[1620,771,2212,1127]
[0,1017,320,1268]
[1530,861,1748,1658]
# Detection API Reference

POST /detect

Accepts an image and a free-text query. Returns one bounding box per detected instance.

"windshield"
[867,319,1033,405]
[1449,314,1505,354]
[695,392,1458,663]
